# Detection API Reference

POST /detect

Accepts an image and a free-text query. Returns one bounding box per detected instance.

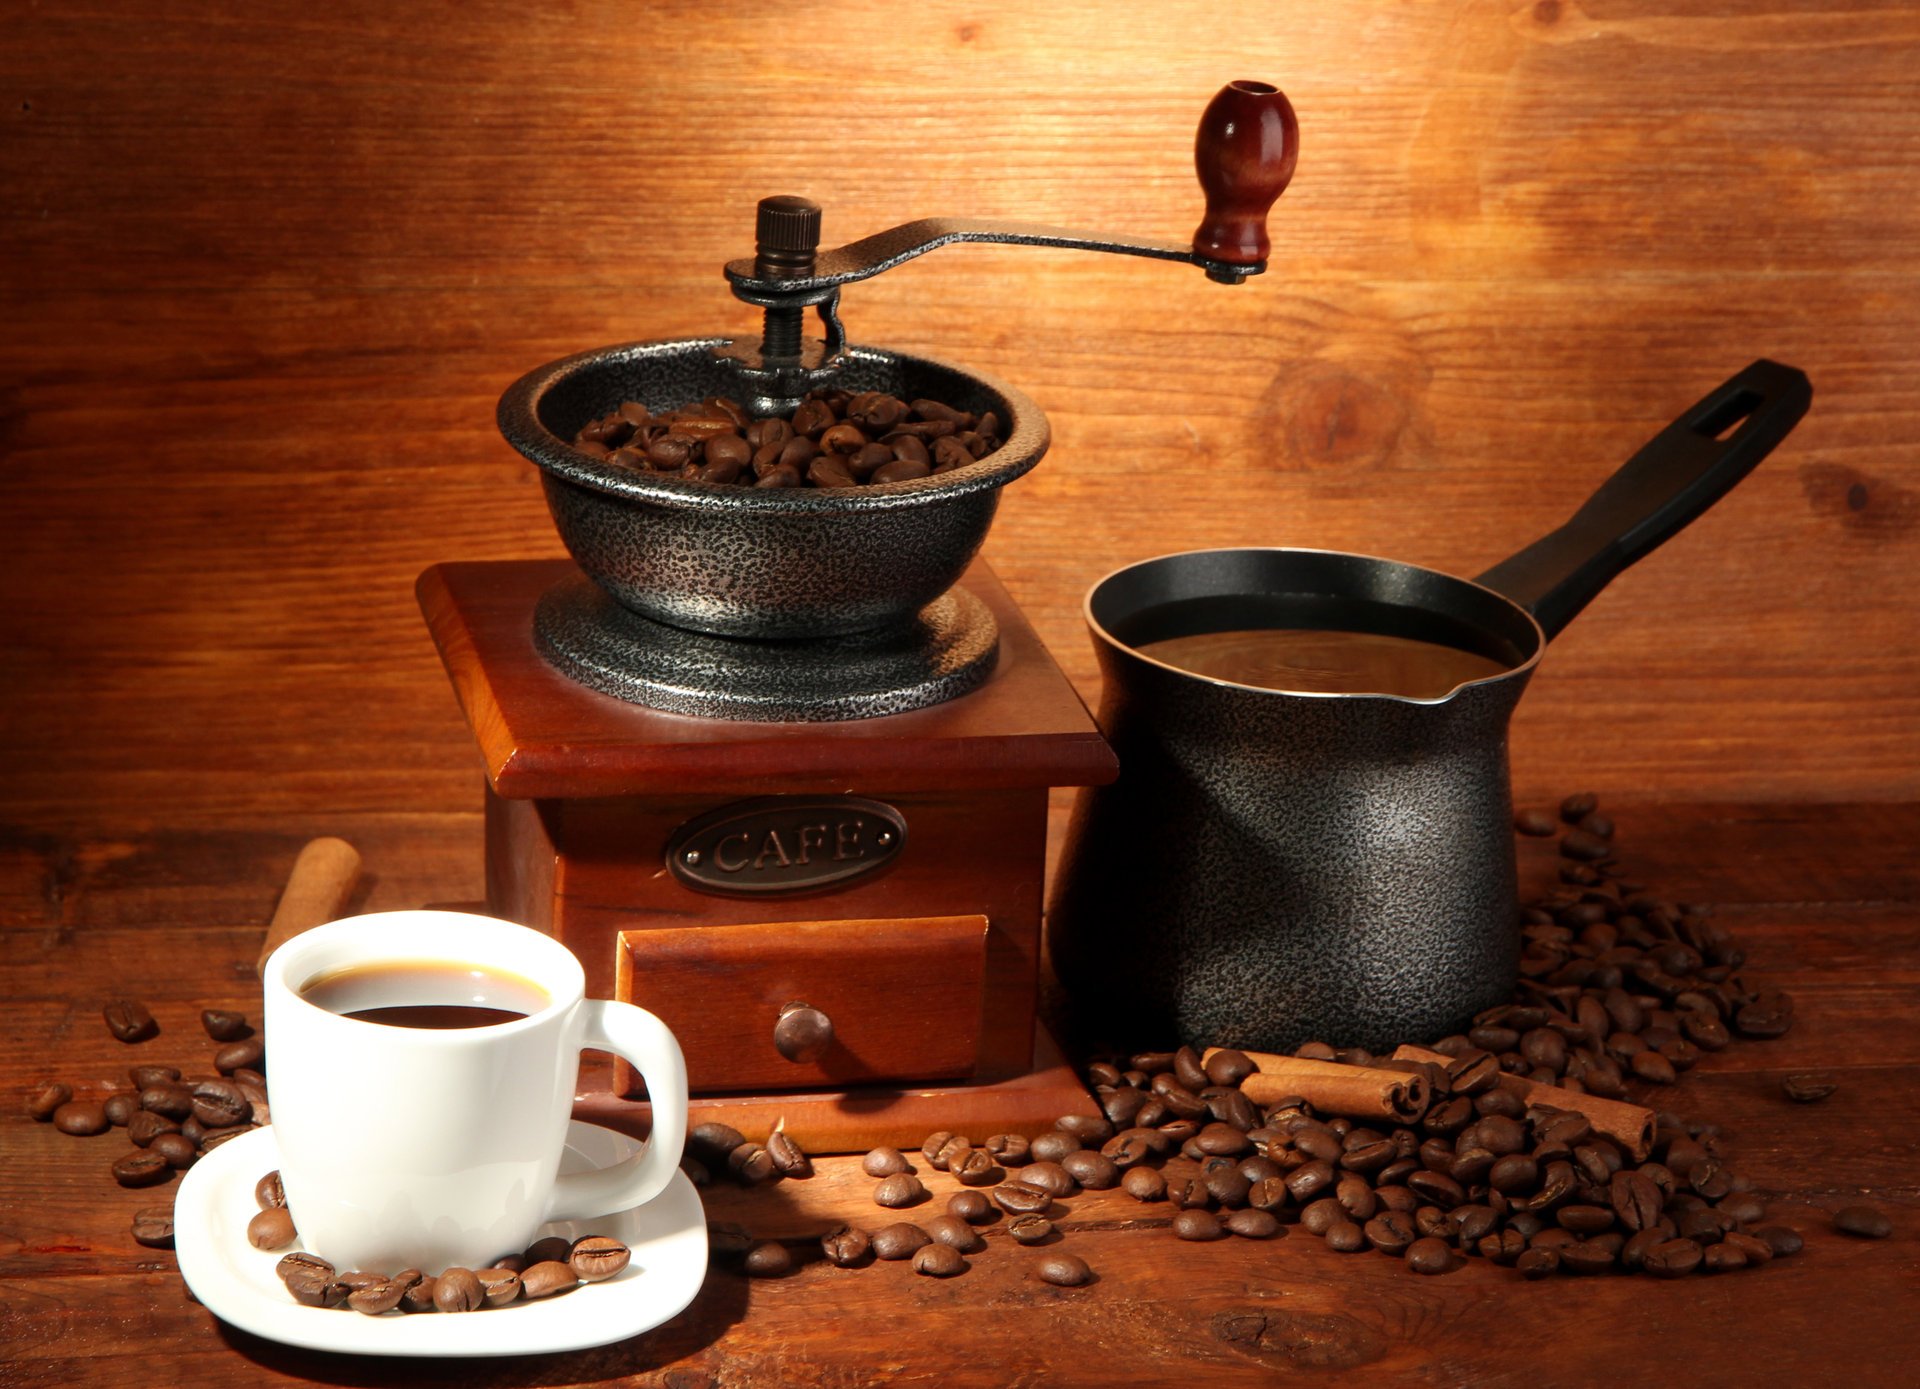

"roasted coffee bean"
[689,1121,748,1164]
[1608,1171,1663,1232]
[139,1085,193,1120]
[1028,1130,1082,1164]
[728,1144,775,1184]
[1721,1231,1774,1266]
[1489,1154,1539,1195]
[1324,1220,1368,1253]
[1752,1224,1804,1257]
[1734,995,1794,1039]
[113,1150,171,1188]
[925,1214,984,1253]
[1171,1210,1225,1242]
[129,1065,180,1090]
[871,1222,932,1260]
[1560,829,1612,862]
[248,1207,297,1249]
[53,1101,109,1136]
[765,1130,812,1179]
[287,1272,351,1309]
[1365,1211,1417,1255]
[1285,1159,1336,1203]
[189,1078,251,1128]
[213,1038,264,1074]
[1517,1247,1560,1279]
[1718,1192,1767,1227]
[1022,1161,1078,1199]
[570,1235,631,1281]
[432,1267,485,1313]
[993,1181,1053,1215]
[1102,1131,1156,1169]
[1061,1150,1119,1190]
[1643,1237,1704,1277]
[1561,1241,1616,1274]
[254,1170,286,1210]
[920,1131,957,1164]
[1122,1165,1168,1203]
[201,1009,251,1042]
[873,1173,929,1209]
[521,1260,579,1298]
[821,1225,872,1267]
[1167,1174,1214,1211]
[1782,1073,1837,1103]
[1833,1204,1893,1239]
[101,1093,137,1127]
[1560,792,1599,823]
[1008,1213,1055,1245]
[1248,1176,1290,1212]
[473,1267,522,1306]
[348,1279,410,1315]
[947,1190,995,1224]
[149,1132,197,1170]
[982,1133,1031,1166]
[863,1147,911,1178]
[26,1082,72,1121]
[913,1243,966,1277]
[953,1150,1002,1187]
[1056,1113,1115,1144]
[1480,1228,1528,1265]
[103,999,158,1043]
[704,1223,753,1260]
[1223,1209,1282,1239]
[931,1134,973,1172]
[1515,809,1558,836]
[276,1251,333,1283]
[1204,1048,1257,1087]
[1452,1205,1498,1246]
[131,1205,175,1249]
[1300,1198,1344,1235]
[1405,1237,1453,1274]
[1034,1252,1094,1286]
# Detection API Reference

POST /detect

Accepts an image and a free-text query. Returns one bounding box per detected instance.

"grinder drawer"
[614,914,988,1094]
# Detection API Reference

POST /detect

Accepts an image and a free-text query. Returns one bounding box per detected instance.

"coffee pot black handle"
[1474,359,1812,641]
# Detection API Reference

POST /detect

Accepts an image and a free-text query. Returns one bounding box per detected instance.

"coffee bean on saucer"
[1034,1252,1093,1287]
[256,1170,286,1210]
[947,1191,995,1224]
[1833,1204,1893,1238]
[821,1225,872,1267]
[913,1244,966,1277]
[201,1009,252,1042]
[1782,1073,1837,1103]
[1007,1214,1054,1245]
[490,1252,527,1274]
[874,1173,928,1209]
[569,1235,631,1281]
[475,1266,523,1306]
[131,1205,175,1249]
[433,1268,485,1313]
[129,1065,180,1090]
[525,1235,572,1266]
[1171,1210,1224,1242]
[113,1150,171,1188]
[213,1038,265,1075]
[199,1126,251,1155]
[522,1259,581,1297]
[870,1223,932,1261]
[277,1251,333,1282]
[53,1101,109,1136]
[399,1275,439,1312]
[862,1147,911,1177]
[926,1214,984,1253]
[336,1270,388,1291]
[26,1082,72,1120]
[287,1272,351,1309]
[247,1207,297,1250]
[766,1130,812,1179]
[103,999,158,1043]
[348,1279,409,1315]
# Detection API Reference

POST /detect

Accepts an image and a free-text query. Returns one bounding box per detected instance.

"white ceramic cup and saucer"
[173,910,704,1357]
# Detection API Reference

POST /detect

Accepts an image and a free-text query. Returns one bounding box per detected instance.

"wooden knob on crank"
[1191,79,1299,269]
[773,1001,834,1063]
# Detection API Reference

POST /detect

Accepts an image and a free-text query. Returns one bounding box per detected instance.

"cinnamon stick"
[1391,1044,1655,1160]
[1202,1048,1430,1123]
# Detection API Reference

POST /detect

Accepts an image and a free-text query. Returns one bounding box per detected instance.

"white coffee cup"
[261,910,688,1273]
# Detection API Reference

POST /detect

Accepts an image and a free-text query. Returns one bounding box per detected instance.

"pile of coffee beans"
[570,390,1003,489]
[25,1005,270,1249]
[245,1172,629,1313]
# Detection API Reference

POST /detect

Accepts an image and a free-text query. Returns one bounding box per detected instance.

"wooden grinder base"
[419,558,1116,1152]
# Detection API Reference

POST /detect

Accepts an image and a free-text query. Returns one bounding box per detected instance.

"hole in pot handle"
[1473,359,1812,641]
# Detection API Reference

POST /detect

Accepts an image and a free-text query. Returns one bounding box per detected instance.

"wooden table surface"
[4,0,1917,1383]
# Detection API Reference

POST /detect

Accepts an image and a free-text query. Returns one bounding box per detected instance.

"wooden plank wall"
[3,0,1916,834]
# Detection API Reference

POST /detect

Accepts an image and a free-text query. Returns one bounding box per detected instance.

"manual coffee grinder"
[418,81,1297,1151]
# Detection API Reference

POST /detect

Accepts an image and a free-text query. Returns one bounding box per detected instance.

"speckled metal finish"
[1047,548,1546,1055]
[498,338,1047,640]
[533,571,999,722]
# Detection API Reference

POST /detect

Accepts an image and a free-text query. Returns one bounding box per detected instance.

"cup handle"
[544,999,689,1223]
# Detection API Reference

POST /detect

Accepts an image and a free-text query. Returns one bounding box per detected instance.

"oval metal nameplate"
[667,796,908,896]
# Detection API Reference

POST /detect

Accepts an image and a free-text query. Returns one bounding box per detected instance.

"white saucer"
[174,1122,708,1357]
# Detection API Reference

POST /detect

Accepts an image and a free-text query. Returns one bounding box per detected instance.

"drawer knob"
[773,1001,834,1063]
